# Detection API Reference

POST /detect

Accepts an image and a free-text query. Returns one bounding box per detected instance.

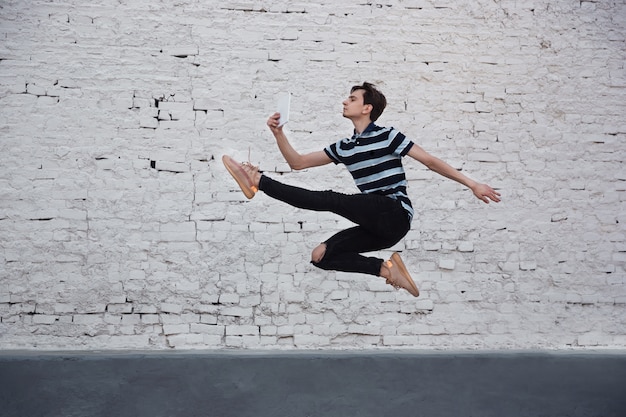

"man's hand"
[267,112,283,135]
[472,183,501,204]
[264,112,333,170]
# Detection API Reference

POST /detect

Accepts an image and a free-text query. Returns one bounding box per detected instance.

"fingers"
[489,189,501,203]
[475,185,501,204]
[486,190,501,203]
[267,112,282,130]
[269,112,280,121]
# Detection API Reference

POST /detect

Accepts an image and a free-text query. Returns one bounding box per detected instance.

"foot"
[222,155,260,199]
[384,252,419,297]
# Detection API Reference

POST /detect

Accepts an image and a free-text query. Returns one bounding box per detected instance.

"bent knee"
[311,243,327,263]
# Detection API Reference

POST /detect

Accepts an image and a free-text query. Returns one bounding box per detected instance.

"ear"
[362,103,373,115]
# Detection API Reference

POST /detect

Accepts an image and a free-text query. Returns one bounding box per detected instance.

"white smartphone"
[276,92,291,127]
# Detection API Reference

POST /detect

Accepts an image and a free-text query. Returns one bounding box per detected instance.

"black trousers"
[259,175,411,276]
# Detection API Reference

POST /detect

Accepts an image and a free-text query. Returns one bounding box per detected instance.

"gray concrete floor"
[1,350,625,417]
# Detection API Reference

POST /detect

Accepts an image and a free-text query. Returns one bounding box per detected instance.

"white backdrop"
[0,0,624,349]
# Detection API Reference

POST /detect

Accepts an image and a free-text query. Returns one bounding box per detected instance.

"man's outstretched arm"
[407,144,501,204]
[267,112,332,170]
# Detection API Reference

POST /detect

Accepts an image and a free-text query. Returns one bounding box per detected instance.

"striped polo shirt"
[324,123,415,221]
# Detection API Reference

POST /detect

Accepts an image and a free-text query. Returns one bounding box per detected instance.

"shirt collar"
[352,122,377,139]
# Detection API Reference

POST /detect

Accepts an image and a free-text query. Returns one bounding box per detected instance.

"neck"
[352,118,372,134]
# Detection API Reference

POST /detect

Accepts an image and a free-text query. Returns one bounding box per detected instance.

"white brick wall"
[0,0,624,350]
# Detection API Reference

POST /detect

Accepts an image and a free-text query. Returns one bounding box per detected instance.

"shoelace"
[242,161,258,171]
[242,147,260,172]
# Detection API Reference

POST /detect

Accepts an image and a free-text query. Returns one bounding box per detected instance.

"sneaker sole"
[391,252,419,297]
[222,155,256,199]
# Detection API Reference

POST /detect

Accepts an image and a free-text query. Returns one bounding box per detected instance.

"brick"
[200,314,218,324]
[226,325,259,336]
[54,304,76,314]
[294,335,330,347]
[329,290,349,300]
[190,323,224,335]
[167,333,204,347]
[159,222,196,241]
[121,314,141,325]
[202,335,223,345]
[163,324,190,335]
[457,242,474,252]
[32,315,58,325]
[439,259,456,270]
[141,314,160,324]
[221,307,253,317]
[283,291,305,303]
[161,303,183,314]
[577,332,611,347]
[107,304,133,314]
[218,293,240,304]
[26,83,46,96]
[72,314,103,325]
[519,261,537,271]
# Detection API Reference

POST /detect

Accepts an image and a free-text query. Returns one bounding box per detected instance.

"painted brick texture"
[0,0,624,350]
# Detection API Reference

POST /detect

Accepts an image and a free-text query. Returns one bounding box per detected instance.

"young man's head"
[343,82,387,122]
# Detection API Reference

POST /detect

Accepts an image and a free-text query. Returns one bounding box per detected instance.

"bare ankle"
[379,261,391,279]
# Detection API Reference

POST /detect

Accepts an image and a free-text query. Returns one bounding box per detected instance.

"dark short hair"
[351,82,387,122]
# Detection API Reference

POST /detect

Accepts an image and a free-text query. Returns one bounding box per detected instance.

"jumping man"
[223,82,501,297]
